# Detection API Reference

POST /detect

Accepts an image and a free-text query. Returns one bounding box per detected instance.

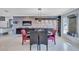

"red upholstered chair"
[21,29,28,45]
[49,30,57,45]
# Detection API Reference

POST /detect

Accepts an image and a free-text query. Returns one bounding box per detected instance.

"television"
[22,21,32,26]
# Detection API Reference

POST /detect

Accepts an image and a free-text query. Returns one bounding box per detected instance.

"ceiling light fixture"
[38,8,42,22]
[38,8,42,11]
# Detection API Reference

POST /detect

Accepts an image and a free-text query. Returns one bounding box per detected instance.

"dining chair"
[30,31,38,50]
[49,30,57,45]
[21,29,28,45]
[38,30,48,51]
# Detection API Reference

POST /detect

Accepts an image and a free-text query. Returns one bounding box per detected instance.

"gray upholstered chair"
[38,31,48,51]
[30,31,38,50]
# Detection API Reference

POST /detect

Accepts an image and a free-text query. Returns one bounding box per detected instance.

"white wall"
[77,10,79,37]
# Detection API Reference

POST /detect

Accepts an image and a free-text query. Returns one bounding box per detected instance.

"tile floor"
[0,34,79,51]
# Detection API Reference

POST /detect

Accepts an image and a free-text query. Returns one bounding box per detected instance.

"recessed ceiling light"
[4,10,8,13]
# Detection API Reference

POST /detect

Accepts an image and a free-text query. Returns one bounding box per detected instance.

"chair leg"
[37,44,40,51]
[37,45,39,51]
[22,40,24,45]
[39,45,41,51]
[30,44,31,51]
[54,38,56,45]
[46,45,48,51]
[37,45,38,51]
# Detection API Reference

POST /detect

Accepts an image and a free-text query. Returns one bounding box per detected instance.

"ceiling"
[0,8,72,16]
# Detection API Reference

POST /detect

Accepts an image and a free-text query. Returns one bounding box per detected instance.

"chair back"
[52,30,57,36]
[30,31,38,45]
[21,29,27,36]
[39,31,48,45]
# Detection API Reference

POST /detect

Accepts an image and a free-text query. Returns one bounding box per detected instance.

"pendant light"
[38,8,42,22]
